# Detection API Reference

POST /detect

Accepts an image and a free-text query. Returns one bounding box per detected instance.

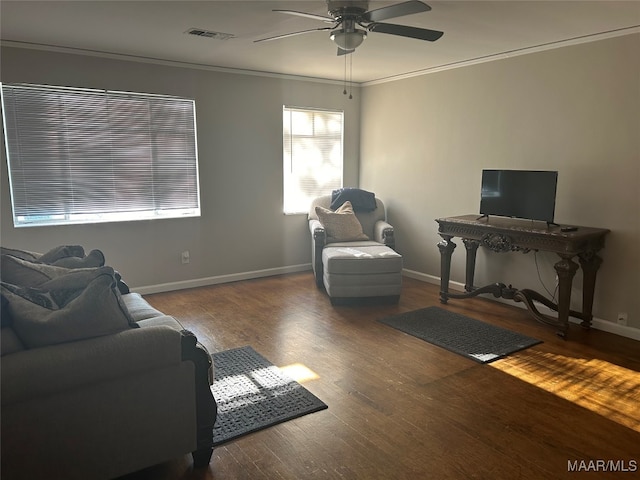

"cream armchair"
[308,193,402,302]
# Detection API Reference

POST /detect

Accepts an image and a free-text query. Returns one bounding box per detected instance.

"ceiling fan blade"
[254,27,333,43]
[368,23,443,42]
[337,48,355,56]
[273,9,335,23]
[362,1,430,23]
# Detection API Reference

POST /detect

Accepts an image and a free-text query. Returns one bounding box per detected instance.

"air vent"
[185,28,235,40]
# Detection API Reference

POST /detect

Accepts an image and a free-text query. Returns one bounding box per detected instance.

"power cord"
[534,250,558,301]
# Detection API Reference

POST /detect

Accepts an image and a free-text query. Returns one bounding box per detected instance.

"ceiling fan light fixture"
[330,28,367,51]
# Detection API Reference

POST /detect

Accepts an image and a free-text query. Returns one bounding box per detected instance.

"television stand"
[476,214,560,229]
[435,215,610,338]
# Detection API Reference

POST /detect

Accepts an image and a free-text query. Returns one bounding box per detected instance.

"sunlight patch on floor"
[492,350,640,433]
[280,363,320,383]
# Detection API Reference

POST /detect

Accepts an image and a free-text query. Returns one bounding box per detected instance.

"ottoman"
[322,243,403,302]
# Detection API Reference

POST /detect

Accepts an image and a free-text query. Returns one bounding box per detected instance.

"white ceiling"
[1,1,639,84]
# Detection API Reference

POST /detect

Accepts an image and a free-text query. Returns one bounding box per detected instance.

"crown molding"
[362,26,640,87]
[3,25,637,88]
[0,40,347,86]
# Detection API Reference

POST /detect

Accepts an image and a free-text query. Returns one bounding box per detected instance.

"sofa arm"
[181,330,218,467]
[1,325,184,406]
[309,220,326,287]
[309,219,325,241]
[374,220,396,249]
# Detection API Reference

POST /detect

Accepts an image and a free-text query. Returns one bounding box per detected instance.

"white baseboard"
[402,268,441,286]
[131,265,637,341]
[402,269,640,341]
[133,263,312,295]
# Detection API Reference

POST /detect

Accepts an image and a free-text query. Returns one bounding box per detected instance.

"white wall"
[0,46,361,290]
[2,36,639,333]
[360,34,640,329]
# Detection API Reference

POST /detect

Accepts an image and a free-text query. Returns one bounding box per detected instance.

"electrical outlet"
[617,312,628,326]
[181,250,190,264]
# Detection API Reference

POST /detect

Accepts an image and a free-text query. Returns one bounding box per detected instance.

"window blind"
[283,106,343,214]
[1,83,201,227]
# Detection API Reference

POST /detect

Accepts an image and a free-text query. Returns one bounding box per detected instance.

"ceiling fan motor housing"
[327,0,369,19]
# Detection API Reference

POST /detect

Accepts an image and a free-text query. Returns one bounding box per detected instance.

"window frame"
[282,105,344,215]
[1,82,201,228]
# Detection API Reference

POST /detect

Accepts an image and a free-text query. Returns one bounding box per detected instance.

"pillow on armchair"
[315,201,369,243]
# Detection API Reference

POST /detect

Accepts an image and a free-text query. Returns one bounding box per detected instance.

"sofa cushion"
[1,327,25,355]
[1,255,106,288]
[315,201,369,243]
[2,267,135,349]
[137,315,185,331]
[122,293,165,322]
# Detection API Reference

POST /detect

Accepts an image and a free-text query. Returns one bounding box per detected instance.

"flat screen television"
[479,169,558,223]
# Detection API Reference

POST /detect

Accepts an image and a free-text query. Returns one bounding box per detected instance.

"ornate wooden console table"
[436,215,610,338]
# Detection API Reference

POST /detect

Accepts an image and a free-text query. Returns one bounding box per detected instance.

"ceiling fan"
[255,0,443,55]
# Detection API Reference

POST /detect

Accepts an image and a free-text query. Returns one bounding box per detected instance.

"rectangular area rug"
[379,306,542,363]
[211,346,328,446]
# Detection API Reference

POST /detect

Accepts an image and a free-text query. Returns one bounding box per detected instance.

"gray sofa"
[0,246,217,480]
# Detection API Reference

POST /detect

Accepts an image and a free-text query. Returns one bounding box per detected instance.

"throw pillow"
[0,247,40,262]
[1,255,52,286]
[315,201,369,243]
[37,245,86,264]
[1,255,94,287]
[1,245,104,268]
[37,266,138,329]
[1,254,109,287]
[2,267,135,349]
[49,248,105,268]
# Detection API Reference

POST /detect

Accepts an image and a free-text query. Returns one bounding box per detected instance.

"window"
[1,83,200,227]
[282,106,343,214]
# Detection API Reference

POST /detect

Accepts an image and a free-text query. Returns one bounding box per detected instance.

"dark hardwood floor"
[120,273,639,480]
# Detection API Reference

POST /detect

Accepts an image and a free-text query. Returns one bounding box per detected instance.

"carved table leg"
[578,252,604,329]
[437,235,456,304]
[554,255,579,337]
[462,238,480,292]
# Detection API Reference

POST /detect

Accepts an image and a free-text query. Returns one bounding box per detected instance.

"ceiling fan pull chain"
[349,53,353,100]
[343,53,348,95]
